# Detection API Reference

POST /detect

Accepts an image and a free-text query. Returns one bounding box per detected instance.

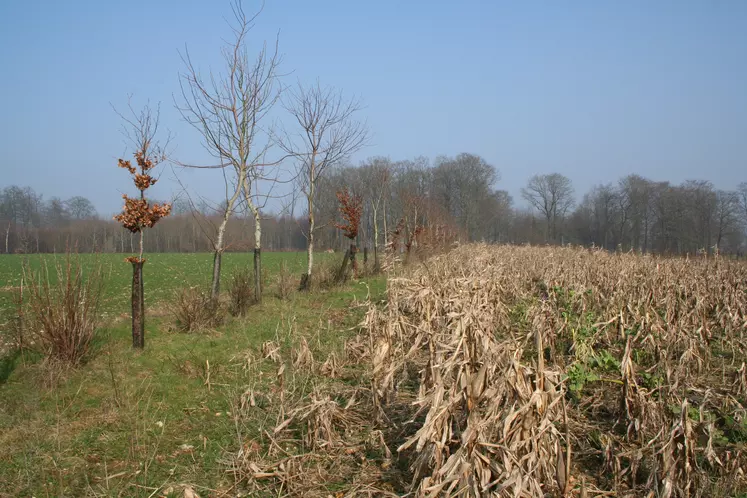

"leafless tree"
[360,157,391,270]
[65,196,97,220]
[739,182,747,227]
[521,173,575,243]
[176,0,282,302]
[278,82,368,289]
[431,153,498,241]
[714,190,741,249]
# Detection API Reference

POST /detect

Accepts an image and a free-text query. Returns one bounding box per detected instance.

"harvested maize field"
[234,244,747,497]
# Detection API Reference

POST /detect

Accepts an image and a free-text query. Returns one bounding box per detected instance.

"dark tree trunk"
[254,247,262,303]
[211,251,222,301]
[336,247,352,283]
[299,272,310,291]
[363,247,368,266]
[351,244,357,277]
[131,260,145,349]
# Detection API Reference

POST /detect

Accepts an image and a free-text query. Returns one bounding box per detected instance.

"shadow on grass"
[0,349,22,384]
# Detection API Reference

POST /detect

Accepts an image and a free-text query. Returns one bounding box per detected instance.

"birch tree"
[279,82,367,290]
[177,0,282,302]
[361,157,391,271]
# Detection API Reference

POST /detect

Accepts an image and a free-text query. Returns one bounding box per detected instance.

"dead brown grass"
[171,286,225,333]
[228,244,747,497]
[365,244,747,497]
[22,254,104,365]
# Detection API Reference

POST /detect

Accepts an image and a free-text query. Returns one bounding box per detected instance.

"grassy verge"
[0,266,385,497]
[0,252,335,316]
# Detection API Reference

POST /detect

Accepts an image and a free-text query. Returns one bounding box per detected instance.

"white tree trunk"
[243,176,263,302]
[252,204,262,302]
[211,171,244,300]
[305,174,316,288]
[382,198,388,248]
[372,204,379,270]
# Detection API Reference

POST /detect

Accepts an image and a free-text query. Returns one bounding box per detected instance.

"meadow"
[0,252,327,316]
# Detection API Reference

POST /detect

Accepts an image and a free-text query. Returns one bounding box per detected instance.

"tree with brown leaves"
[335,188,363,241]
[334,187,362,281]
[114,102,171,349]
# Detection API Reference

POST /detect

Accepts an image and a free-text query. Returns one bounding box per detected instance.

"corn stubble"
[233,244,747,497]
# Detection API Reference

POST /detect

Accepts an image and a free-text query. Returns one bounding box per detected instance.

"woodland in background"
[2,156,747,256]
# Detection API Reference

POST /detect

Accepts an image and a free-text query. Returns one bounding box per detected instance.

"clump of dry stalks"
[230,244,747,497]
[227,317,400,497]
[367,244,747,497]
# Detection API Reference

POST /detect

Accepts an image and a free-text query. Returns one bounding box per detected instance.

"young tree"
[360,157,391,271]
[113,103,172,349]
[177,0,282,302]
[279,82,368,290]
[334,187,363,281]
[521,173,575,243]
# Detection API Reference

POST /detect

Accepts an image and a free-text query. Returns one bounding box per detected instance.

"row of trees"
[5,168,747,257]
[10,0,744,354]
[570,176,747,255]
[316,162,747,256]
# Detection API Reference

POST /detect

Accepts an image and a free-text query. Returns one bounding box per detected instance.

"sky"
[1,0,746,216]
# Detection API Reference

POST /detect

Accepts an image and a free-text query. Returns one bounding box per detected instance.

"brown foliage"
[114,148,171,242]
[334,188,363,240]
[114,195,171,234]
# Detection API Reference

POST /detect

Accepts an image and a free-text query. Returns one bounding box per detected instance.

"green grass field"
[0,252,384,497]
[0,252,329,316]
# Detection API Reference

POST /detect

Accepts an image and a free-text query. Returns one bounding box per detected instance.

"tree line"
[3,165,746,257]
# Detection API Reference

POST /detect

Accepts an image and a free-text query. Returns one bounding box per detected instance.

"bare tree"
[431,153,498,241]
[279,82,368,289]
[65,196,97,220]
[176,0,282,302]
[714,190,740,250]
[360,157,391,271]
[521,173,575,243]
[739,182,747,227]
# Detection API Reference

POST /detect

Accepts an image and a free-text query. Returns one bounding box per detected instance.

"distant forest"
[2,153,746,256]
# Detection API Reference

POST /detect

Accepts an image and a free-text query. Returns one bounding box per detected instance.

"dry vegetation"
[230,244,747,497]
[171,286,225,333]
[20,254,104,365]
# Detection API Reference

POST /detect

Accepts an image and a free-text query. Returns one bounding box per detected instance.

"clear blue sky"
[1,0,746,215]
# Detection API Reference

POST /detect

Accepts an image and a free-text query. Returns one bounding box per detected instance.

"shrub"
[23,254,103,365]
[172,287,224,332]
[276,261,296,300]
[228,268,255,316]
[309,257,339,290]
[1,281,25,353]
